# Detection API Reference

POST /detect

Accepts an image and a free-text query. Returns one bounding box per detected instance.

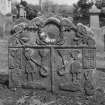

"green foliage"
[96,0,102,9]
[73,0,105,25]
[78,0,93,8]
[73,0,93,24]
[95,0,105,26]
[57,5,73,17]
[41,0,58,15]
[15,1,40,20]
[102,0,105,7]
[14,0,74,20]
[25,4,40,20]
[21,0,27,7]
[41,0,73,17]
[95,0,105,8]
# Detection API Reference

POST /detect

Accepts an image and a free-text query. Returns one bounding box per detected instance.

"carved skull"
[38,17,62,45]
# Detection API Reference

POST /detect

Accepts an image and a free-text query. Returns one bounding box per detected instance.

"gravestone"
[8,16,96,95]
[89,4,101,28]
[89,4,105,90]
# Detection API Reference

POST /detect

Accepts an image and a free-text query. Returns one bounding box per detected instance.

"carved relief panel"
[8,16,96,94]
[52,48,82,93]
[9,47,52,90]
[9,48,23,87]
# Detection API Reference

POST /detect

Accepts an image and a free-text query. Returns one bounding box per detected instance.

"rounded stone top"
[89,4,101,14]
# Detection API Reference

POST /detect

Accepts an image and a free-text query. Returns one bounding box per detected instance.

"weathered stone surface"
[93,70,105,90]
[8,16,96,94]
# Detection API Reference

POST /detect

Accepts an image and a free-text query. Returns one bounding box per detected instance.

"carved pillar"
[89,4,105,89]
[89,4,101,28]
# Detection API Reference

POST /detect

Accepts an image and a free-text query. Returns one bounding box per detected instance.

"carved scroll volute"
[10,20,42,47]
[9,22,29,47]
[61,17,77,32]
[75,23,96,47]
[11,17,30,36]
[31,16,46,28]
[60,18,78,46]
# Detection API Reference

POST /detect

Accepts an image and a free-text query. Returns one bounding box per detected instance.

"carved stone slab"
[8,16,96,94]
